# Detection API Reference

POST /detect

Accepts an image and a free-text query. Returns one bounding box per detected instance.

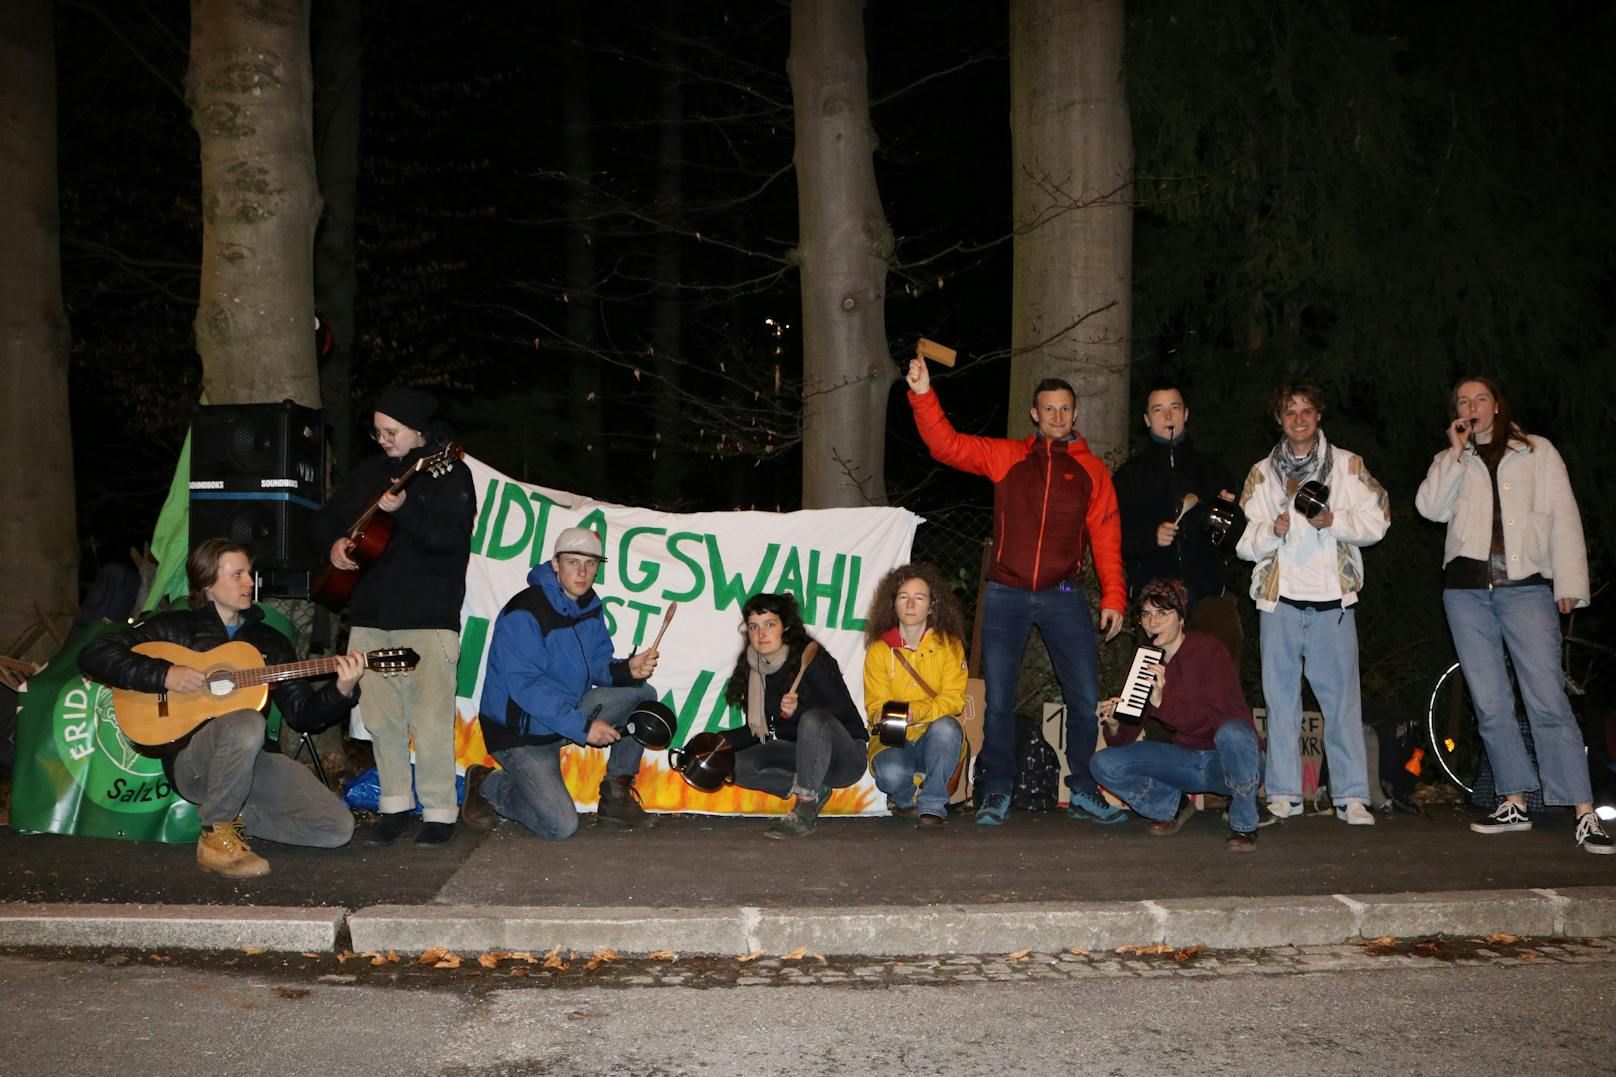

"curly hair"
[1269,382,1326,425]
[863,562,967,647]
[1136,577,1190,621]
[722,592,816,708]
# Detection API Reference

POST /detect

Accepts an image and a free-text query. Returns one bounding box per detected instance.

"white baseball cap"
[552,526,606,562]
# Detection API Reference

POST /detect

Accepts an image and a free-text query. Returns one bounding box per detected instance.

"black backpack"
[1011,719,1061,812]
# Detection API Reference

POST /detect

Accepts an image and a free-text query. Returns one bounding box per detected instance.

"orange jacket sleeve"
[1082,455,1127,613]
[908,389,1021,482]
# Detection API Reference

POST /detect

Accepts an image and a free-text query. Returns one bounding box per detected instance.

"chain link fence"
[910,503,1457,725]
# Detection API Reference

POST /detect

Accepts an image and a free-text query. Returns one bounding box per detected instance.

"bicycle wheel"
[1426,661,1484,793]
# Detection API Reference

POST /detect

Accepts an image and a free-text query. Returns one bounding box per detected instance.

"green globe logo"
[53,677,176,814]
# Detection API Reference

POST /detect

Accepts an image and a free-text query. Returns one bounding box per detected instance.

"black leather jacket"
[78,605,357,736]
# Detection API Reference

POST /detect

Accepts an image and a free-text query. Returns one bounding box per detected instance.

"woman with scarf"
[1415,376,1610,854]
[862,563,969,828]
[719,593,868,839]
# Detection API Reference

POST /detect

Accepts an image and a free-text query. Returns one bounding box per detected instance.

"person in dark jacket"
[1090,578,1263,852]
[1112,380,1244,664]
[719,592,869,839]
[313,386,475,846]
[78,539,363,878]
[462,527,660,839]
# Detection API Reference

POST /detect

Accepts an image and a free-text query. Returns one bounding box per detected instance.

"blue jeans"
[980,580,1102,798]
[481,683,655,840]
[872,716,965,818]
[1258,602,1369,804]
[1444,586,1591,805]
[1091,722,1261,832]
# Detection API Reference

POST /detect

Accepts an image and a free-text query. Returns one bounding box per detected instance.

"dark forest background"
[50,1,1615,705]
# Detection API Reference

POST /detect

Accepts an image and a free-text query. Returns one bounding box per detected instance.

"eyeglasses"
[1138,608,1177,624]
[369,426,406,442]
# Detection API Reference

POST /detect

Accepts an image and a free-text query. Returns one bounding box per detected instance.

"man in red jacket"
[906,356,1126,826]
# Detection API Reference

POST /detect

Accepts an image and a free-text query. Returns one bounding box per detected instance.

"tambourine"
[666,732,734,793]
[875,701,912,748]
[1293,480,1330,520]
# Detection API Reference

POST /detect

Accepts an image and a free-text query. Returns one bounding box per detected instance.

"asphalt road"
[2,944,1612,1075]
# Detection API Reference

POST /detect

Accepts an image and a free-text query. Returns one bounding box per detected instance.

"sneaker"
[1225,830,1258,854]
[1148,797,1197,837]
[765,794,822,840]
[367,811,414,845]
[196,819,270,878]
[459,764,498,831]
[1066,789,1128,825]
[1470,801,1533,835]
[1266,798,1303,819]
[414,821,456,845]
[1335,802,1376,826]
[1575,812,1614,854]
[975,792,1011,826]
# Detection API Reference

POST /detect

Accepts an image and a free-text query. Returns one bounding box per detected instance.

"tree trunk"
[650,0,685,509]
[789,0,893,509]
[313,0,362,469]
[0,0,78,658]
[561,0,604,497]
[1008,0,1132,464]
[187,0,322,406]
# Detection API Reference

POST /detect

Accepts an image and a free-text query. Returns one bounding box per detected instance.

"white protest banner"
[446,455,920,815]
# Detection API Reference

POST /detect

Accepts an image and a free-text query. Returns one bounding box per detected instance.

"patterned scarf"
[1267,428,1334,495]
[744,644,791,740]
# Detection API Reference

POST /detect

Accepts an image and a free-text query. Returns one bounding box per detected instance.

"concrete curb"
[5,888,1613,955]
[349,886,1616,957]
[0,903,346,952]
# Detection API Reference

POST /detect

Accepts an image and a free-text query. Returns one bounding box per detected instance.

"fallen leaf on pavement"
[568,1010,589,1020]
[544,953,567,970]
[149,954,171,962]
[649,950,676,961]
[1487,933,1520,945]
[509,951,537,964]
[300,952,319,959]
[417,947,448,965]
[813,954,827,964]
[1357,936,1398,949]
[1521,950,1539,960]
[1068,947,1092,957]
[1174,945,1205,962]
[433,955,462,969]
[1115,944,1173,956]
[545,942,564,959]
[593,948,619,962]
[509,967,529,977]
[781,946,808,961]
[242,946,265,955]
[1009,949,1031,961]
[386,951,400,963]
[737,949,765,963]
[369,954,389,966]
[477,953,501,969]
[336,951,354,964]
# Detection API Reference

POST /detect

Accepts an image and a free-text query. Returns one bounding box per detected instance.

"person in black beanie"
[313,386,475,846]
[1112,379,1244,665]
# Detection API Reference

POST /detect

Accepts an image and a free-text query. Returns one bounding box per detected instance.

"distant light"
[1596,805,1616,822]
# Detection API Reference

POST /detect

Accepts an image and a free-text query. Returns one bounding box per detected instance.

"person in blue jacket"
[461,527,660,838]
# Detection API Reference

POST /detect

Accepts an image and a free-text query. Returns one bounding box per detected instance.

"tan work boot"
[197,819,271,878]
[597,775,651,828]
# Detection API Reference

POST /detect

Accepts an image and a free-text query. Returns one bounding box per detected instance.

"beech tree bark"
[187,0,322,406]
[789,0,893,508]
[0,0,79,657]
[314,0,362,467]
[1008,0,1132,463]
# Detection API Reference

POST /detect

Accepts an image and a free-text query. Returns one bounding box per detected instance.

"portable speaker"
[189,401,324,501]
[188,493,319,598]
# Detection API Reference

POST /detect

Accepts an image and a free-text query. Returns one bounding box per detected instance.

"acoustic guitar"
[109,640,418,748]
[309,441,464,610]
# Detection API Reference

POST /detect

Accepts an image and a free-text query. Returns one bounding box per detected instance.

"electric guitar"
[309,441,464,610]
[109,640,418,748]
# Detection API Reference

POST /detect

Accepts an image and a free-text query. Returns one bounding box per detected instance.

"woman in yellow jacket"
[863,562,970,827]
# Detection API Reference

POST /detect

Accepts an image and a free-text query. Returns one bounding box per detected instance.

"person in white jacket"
[1414,376,1611,854]
[1237,383,1390,825]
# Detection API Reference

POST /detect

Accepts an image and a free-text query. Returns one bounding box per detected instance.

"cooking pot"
[667,731,735,793]
[624,700,678,749]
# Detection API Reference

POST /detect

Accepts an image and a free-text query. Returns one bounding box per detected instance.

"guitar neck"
[347,448,453,538]
[233,656,344,689]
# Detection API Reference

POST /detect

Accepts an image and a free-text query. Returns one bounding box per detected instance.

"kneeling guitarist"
[79,539,364,878]
[313,386,475,847]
